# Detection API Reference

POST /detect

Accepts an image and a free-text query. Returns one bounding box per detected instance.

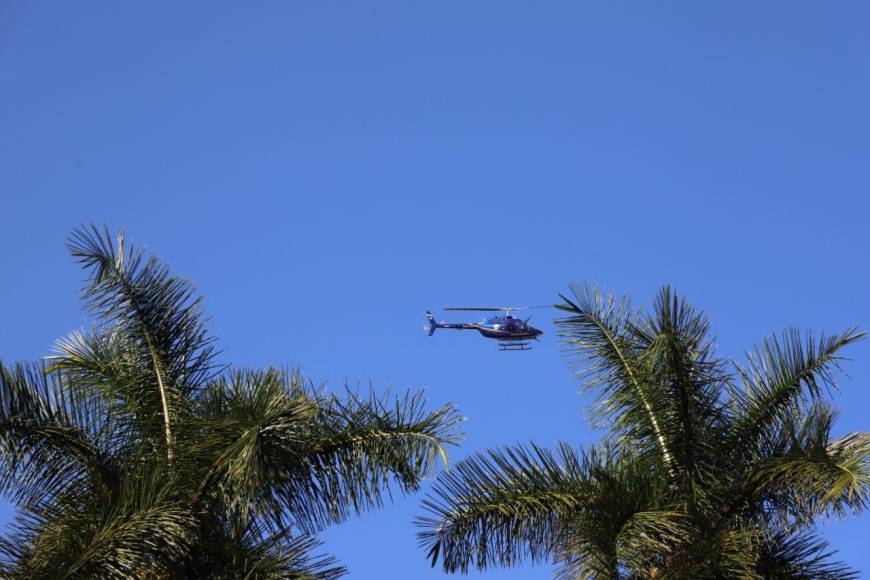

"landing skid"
[498,341,532,351]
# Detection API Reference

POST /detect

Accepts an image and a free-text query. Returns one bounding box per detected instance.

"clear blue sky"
[1,2,868,578]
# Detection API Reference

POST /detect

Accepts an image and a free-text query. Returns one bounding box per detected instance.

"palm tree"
[0,225,463,578]
[418,284,870,578]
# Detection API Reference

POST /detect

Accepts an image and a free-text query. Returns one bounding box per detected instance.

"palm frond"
[418,443,588,573]
[555,284,675,470]
[553,448,685,579]
[614,511,693,574]
[227,532,345,579]
[755,529,858,579]
[277,379,464,534]
[555,510,693,579]
[647,526,764,580]
[195,368,463,536]
[67,224,219,394]
[67,224,220,461]
[748,404,870,522]
[3,467,195,579]
[732,328,864,447]
[419,443,675,576]
[627,287,730,510]
[189,517,345,580]
[47,327,168,446]
[0,361,120,508]
[191,368,321,523]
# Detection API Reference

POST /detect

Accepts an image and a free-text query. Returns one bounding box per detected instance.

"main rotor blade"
[444,305,554,311]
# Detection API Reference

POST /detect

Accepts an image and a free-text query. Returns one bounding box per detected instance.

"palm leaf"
[2,467,194,579]
[732,328,864,448]
[555,284,675,471]
[0,361,120,508]
[754,529,858,579]
[67,224,220,461]
[748,404,870,522]
[418,443,587,573]
[275,380,463,534]
[48,327,170,447]
[418,442,677,576]
[627,287,730,512]
[194,368,463,536]
[186,514,345,579]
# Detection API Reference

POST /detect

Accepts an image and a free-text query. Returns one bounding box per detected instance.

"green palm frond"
[754,530,858,579]
[3,467,194,579]
[56,503,194,579]
[418,443,588,573]
[236,536,340,580]
[67,225,219,394]
[418,443,676,576]
[67,224,220,461]
[556,284,675,471]
[187,513,345,579]
[48,327,169,446]
[225,533,345,580]
[732,328,864,447]
[613,511,693,574]
[628,287,730,509]
[0,361,119,508]
[749,404,870,522]
[556,510,693,579]
[192,367,463,535]
[553,448,685,579]
[638,524,763,580]
[192,368,321,523]
[276,381,464,534]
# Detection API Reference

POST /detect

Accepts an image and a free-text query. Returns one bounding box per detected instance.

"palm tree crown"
[418,283,869,578]
[0,225,463,578]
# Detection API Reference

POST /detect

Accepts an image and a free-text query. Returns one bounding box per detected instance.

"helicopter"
[423,306,544,351]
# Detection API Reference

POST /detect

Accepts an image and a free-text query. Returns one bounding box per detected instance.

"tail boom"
[424,311,481,336]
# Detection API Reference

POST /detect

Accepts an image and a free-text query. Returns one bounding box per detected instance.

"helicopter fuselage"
[424,311,543,343]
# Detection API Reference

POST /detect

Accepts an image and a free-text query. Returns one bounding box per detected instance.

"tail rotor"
[423,311,438,336]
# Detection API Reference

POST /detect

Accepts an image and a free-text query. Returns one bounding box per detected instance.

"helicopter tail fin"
[423,311,438,336]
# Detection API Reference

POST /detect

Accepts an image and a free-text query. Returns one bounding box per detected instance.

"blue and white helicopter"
[423,306,544,351]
